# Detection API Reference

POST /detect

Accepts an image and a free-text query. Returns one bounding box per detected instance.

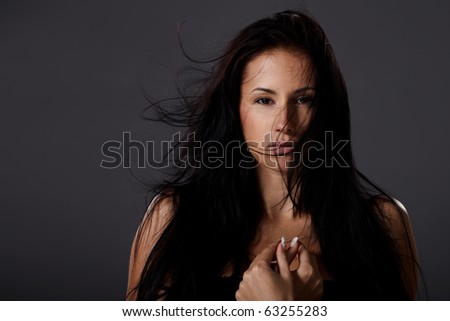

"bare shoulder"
[373,195,412,238]
[140,193,176,237]
[134,192,176,257]
[373,195,418,298]
[126,192,176,300]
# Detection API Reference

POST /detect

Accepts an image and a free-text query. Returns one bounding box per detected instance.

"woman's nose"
[275,106,297,134]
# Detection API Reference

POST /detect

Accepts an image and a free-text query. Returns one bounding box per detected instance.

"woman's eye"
[255,97,273,105]
[297,96,313,105]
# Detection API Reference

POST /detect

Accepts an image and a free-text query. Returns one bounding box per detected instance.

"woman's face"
[239,48,316,171]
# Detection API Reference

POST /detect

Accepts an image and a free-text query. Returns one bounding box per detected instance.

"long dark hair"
[129,10,418,300]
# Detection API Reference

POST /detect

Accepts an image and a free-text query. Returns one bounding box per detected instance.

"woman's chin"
[255,155,298,171]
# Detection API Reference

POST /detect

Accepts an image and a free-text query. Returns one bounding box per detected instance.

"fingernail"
[290,236,299,247]
[281,236,286,250]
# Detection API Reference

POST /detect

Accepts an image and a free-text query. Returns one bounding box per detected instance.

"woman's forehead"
[242,49,315,90]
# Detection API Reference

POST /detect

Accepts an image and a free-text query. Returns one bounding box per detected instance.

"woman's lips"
[266,142,296,155]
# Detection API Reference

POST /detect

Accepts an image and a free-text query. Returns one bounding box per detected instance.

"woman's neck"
[255,166,296,220]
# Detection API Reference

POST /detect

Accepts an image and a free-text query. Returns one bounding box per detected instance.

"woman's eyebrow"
[250,87,316,94]
[251,87,276,94]
[294,87,316,93]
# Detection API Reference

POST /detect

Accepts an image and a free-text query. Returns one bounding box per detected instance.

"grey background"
[1,0,449,300]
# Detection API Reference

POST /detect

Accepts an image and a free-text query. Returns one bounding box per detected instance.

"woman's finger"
[274,236,300,273]
[275,242,291,280]
[285,236,300,265]
[298,245,319,270]
[250,240,280,267]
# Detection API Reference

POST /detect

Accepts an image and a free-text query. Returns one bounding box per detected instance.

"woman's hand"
[235,238,323,301]
[291,244,323,300]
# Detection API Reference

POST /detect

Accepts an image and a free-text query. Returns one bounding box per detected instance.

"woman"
[126,10,418,300]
